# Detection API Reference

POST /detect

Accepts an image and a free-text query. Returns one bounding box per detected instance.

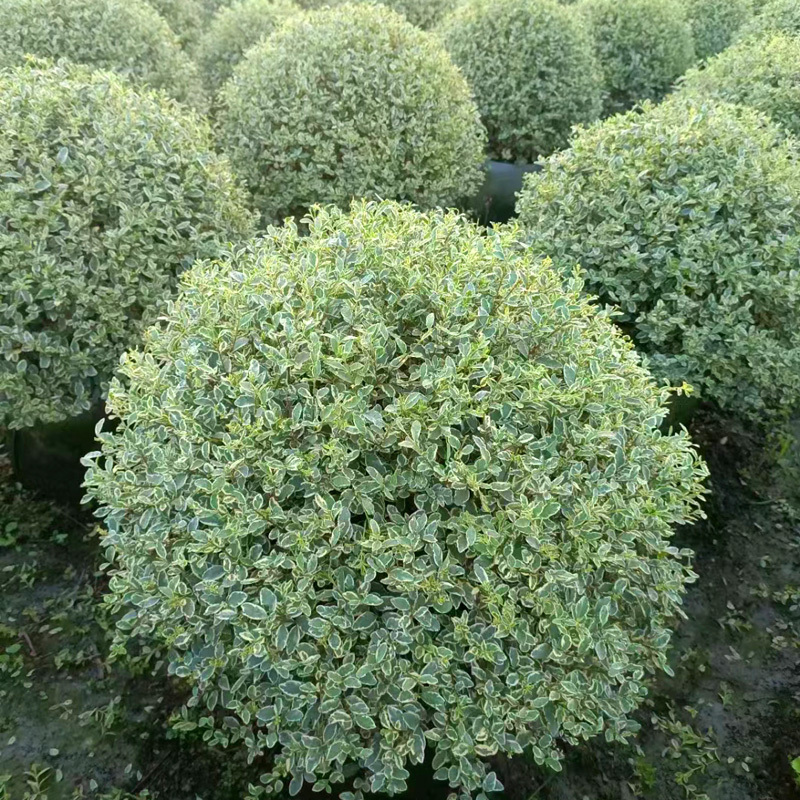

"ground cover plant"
[516,97,800,424]
[437,0,602,162]
[0,60,254,430]
[83,200,707,798]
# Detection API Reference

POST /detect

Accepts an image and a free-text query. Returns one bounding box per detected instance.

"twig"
[20,631,37,657]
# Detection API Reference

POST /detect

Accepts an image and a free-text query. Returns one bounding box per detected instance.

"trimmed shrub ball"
[581,0,696,114]
[84,199,707,798]
[678,33,800,139]
[0,0,203,106]
[679,0,751,60]
[437,0,602,162]
[217,5,486,222]
[517,97,800,423]
[0,61,255,430]
[195,0,299,94]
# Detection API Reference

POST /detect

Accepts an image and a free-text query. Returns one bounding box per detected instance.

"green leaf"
[531,643,552,660]
[241,602,268,620]
[353,612,376,630]
[259,588,278,611]
[482,772,503,793]
[203,566,225,581]
[281,681,302,696]
[421,691,445,710]
[354,714,376,730]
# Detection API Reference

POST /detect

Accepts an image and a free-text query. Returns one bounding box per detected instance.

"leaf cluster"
[678,0,752,60]
[580,0,696,115]
[377,0,458,28]
[295,0,458,29]
[85,200,707,799]
[678,32,800,139]
[738,0,800,39]
[146,0,218,48]
[195,0,300,95]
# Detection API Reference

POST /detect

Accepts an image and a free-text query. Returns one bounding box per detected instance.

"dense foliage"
[195,0,299,94]
[377,0,456,27]
[0,0,203,106]
[295,0,456,28]
[0,61,255,430]
[85,200,707,799]
[581,0,696,114]
[738,0,800,38]
[218,5,486,222]
[679,33,800,139]
[517,98,800,423]
[437,0,602,162]
[679,0,751,60]
[146,0,214,47]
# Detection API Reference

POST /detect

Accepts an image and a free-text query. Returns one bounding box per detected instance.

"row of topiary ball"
[3,0,800,430]
[3,0,797,178]
[2,3,800,799]
[1,0,797,235]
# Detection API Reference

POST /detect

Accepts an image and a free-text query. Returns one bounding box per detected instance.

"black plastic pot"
[661,394,701,433]
[6,404,108,506]
[469,159,541,225]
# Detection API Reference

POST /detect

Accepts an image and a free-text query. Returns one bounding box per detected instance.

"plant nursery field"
[2,0,800,797]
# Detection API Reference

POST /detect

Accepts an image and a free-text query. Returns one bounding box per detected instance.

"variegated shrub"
[217,5,486,223]
[0,0,204,106]
[85,201,707,799]
[0,61,255,429]
[517,97,800,423]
